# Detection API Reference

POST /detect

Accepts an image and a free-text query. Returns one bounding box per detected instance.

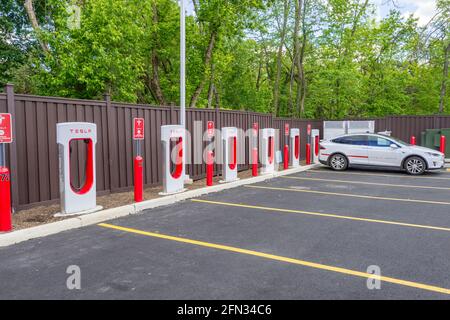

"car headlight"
[426,152,442,157]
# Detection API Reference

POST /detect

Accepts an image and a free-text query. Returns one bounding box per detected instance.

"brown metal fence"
[1,84,449,210]
[375,115,450,143]
[0,86,323,210]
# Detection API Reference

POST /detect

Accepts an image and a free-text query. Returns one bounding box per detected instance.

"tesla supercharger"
[311,129,320,164]
[160,125,186,195]
[261,128,275,175]
[56,122,101,216]
[289,128,300,168]
[220,127,238,183]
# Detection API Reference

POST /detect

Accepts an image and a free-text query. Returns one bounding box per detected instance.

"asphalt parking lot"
[1,166,450,299]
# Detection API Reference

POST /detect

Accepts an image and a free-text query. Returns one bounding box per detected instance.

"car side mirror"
[390,144,399,149]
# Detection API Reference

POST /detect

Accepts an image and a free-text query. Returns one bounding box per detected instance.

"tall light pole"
[180,0,190,181]
[180,0,186,128]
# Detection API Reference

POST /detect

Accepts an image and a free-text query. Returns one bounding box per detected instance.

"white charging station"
[311,129,320,164]
[56,122,102,216]
[290,128,300,168]
[220,127,239,183]
[261,128,275,175]
[160,125,186,195]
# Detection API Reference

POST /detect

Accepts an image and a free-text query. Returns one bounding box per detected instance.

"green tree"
[1,0,448,117]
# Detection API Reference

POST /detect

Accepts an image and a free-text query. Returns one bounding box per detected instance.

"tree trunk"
[288,0,301,117]
[189,30,216,108]
[439,43,450,114]
[288,62,295,116]
[214,85,220,109]
[207,83,215,108]
[150,50,166,105]
[149,1,166,105]
[292,0,303,117]
[298,0,307,117]
[256,49,263,91]
[192,0,204,35]
[24,0,49,54]
[342,0,369,58]
[263,46,272,82]
[207,64,216,108]
[273,0,290,116]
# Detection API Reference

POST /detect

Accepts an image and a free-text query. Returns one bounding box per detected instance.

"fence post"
[104,93,117,192]
[170,102,176,124]
[434,115,440,129]
[5,84,19,212]
[215,104,220,130]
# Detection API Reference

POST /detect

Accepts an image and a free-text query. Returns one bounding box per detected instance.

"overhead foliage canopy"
[1,0,449,118]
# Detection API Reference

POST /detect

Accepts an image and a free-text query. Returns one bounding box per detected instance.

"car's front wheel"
[404,156,426,175]
[329,154,348,171]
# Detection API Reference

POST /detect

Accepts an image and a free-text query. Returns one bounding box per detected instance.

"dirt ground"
[12,168,257,231]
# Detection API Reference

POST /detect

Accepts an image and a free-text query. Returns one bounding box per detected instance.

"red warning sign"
[133,118,145,140]
[285,123,290,136]
[0,113,12,143]
[207,121,214,138]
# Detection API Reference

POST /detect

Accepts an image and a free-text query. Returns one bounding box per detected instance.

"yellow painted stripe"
[245,185,450,206]
[98,222,450,295]
[191,199,450,233]
[281,176,450,190]
[309,169,450,181]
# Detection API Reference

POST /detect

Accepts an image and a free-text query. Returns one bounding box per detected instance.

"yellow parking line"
[309,169,450,180]
[245,185,450,206]
[98,222,450,295]
[191,199,450,233]
[281,176,450,190]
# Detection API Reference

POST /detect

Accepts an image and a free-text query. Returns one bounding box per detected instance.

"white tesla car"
[319,133,445,175]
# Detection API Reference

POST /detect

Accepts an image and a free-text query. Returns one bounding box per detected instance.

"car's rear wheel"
[404,156,426,175]
[329,154,348,171]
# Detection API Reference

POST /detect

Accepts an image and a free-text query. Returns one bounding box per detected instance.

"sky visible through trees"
[1,0,449,119]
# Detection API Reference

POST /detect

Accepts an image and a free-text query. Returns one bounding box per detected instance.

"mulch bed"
[12,169,256,231]
[11,161,308,231]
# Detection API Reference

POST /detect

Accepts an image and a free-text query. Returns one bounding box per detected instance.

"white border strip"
[0,164,319,247]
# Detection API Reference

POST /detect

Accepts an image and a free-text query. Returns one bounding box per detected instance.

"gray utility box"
[324,120,375,140]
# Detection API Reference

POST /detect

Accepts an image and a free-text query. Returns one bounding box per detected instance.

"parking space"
[1,166,450,299]
[300,167,450,186]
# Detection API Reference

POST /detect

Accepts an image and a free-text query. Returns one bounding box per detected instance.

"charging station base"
[54,205,103,217]
[158,188,187,196]
[219,178,240,184]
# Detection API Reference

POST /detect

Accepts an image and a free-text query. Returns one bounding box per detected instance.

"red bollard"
[284,144,289,170]
[306,143,311,165]
[315,135,320,157]
[134,156,143,202]
[252,147,258,176]
[206,150,214,186]
[440,135,446,154]
[410,136,416,145]
[0,166,12,232]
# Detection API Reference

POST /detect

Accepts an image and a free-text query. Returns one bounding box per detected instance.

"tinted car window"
[333,135,368,146]
[368,136,393,147]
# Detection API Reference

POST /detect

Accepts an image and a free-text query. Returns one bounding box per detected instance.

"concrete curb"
[0,164,320,248]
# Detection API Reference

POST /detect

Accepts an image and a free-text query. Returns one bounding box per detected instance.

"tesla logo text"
[70,129,92,134]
